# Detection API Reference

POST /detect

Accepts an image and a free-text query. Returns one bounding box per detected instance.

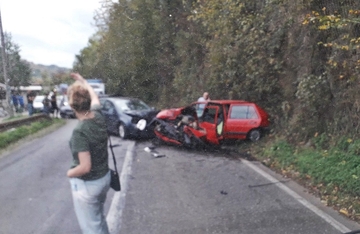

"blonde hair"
[68,81,91,113]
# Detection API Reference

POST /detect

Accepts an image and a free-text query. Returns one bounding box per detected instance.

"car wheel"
[118,123,129,139]
[248,129,261,142]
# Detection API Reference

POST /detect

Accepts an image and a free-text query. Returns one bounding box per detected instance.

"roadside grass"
[0,118,66,150]
[1,113,28,122]
[250,135,360,222]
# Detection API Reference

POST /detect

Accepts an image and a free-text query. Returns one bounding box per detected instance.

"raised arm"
[70,73,100,107]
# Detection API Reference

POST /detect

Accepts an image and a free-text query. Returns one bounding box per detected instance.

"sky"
[0,0,105,68]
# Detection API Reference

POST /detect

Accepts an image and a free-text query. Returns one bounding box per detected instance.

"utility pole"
[0,8,13,117]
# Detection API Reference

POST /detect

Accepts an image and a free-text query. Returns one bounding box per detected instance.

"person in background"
[18,94,24,113]
[67,73,111,234]
[11,92,19,113]
[26,91,35,116]
[50,89,59,117]
[197,92,211,111]
[42,92,51,115]
[197,92,210,102]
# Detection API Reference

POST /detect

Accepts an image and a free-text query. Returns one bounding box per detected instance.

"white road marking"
[106,141,135,234]
[242,159,351,233]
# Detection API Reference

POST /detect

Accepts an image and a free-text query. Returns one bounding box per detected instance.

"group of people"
[11,92,25,113]
[41,90,60,117]
[25,90,59,117]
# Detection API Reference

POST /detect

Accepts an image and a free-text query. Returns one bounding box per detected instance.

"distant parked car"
[33,95,45,113]
[100,97,159,139]
[59,96,75,118]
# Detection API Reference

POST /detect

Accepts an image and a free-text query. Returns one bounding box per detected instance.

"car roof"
[101,96,139,102]
[194,100,251,105]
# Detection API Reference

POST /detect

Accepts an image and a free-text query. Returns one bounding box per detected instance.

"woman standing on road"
[67,73,110,234]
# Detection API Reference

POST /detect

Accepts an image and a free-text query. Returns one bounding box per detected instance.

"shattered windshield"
[113,99,151,111]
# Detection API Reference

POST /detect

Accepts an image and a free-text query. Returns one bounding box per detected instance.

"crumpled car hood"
[124,109,160,120]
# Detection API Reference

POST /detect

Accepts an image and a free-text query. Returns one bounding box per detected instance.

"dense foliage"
[73,0,360,142]
[0,33,31,87]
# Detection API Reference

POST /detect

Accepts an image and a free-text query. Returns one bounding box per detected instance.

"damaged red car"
[147,100,270,148]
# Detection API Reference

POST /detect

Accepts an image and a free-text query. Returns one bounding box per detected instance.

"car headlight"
[136,119,147,131]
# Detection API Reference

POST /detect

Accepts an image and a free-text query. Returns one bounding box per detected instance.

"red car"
[152,100,270,147]
[194,100,270,143]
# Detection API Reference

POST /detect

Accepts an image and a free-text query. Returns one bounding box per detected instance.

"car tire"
[247,129,261,142]
[118,123,129,139]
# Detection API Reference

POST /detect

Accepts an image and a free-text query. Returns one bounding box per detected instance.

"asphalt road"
[1,119,360,234]
[0,119,127,234]
[120,142,360,234]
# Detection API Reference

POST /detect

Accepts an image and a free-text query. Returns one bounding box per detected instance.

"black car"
[59,96,76,118]
[100,97,159,139]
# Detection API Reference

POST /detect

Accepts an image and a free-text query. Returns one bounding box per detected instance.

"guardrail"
[0,114,52,133]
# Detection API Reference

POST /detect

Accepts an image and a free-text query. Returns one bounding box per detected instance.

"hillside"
[26,61,70,79]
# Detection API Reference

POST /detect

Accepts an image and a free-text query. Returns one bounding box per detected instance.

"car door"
[101,100,118,134]
[199,106,222,144]
[224,104,260,140]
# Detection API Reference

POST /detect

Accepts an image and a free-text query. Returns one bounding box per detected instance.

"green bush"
[0,119,60,149]
[259,137,360,196]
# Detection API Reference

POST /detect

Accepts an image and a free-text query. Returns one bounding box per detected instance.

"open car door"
[199,106,224,145]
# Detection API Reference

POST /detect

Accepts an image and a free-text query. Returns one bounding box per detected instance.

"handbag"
[109,137,121,191]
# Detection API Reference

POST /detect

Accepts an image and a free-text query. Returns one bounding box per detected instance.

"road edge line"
[106,141,135,234]
[242,159,351,233]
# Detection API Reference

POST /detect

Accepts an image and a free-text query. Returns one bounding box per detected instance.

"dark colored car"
[100,97,159,139]
[59,96,76,118]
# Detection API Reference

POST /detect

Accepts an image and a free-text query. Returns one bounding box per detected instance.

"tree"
[0,33,31,88]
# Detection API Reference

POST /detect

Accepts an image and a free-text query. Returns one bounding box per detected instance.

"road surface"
[0,119,360,234]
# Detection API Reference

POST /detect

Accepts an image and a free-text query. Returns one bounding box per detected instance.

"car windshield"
[113,99,151,111]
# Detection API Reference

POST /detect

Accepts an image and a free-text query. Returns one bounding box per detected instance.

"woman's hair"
[68,81,91,113]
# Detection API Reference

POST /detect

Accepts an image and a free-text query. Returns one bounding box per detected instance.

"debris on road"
[144,146,166,158]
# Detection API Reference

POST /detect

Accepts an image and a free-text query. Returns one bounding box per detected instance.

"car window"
[247,106,259,119]
[103,100,114,111]
[113,99,150,111]
[127,99,150,111]
[203,108,217,123]
[229,105,258,119]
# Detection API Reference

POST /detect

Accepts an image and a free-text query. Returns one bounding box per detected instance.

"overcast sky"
[0,0,104,68]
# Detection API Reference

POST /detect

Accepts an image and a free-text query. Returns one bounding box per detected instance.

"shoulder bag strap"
[108,136,119,173]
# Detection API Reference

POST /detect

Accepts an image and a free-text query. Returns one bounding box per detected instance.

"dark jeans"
[27,103,33,116]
